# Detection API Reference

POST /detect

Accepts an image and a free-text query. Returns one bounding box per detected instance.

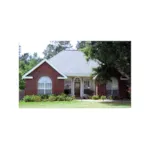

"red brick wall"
[24,62,64,95]
[97,83,106,95]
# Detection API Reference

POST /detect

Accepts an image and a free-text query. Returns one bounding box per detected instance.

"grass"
[19,100,131,108]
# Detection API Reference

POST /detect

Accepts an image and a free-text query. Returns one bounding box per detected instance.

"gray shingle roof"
[48,50,99,77]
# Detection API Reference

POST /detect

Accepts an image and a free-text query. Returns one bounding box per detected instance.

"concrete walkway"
[76,99,130,102]
[76,99,113,102]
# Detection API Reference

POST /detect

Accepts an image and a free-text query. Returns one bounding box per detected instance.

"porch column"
[96,83,98,95]
[93,80,96,95]
[82,78,84,96]
[80,78,84,98]
[71,77,74,96]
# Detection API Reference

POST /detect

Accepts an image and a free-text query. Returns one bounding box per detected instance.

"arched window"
[38,76,52,95]
[106,77,119,96]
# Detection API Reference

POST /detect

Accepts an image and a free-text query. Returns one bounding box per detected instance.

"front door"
[74,78,80,97]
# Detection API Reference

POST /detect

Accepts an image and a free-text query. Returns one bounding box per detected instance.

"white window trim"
[38,76,52,95]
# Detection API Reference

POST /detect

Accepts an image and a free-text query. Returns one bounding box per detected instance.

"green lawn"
[19,100,131,108]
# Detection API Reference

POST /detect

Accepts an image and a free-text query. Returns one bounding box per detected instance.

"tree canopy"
[43,41,72,59]
[80,41,131,84]
[76,41,91,50]
[19,52,42,90]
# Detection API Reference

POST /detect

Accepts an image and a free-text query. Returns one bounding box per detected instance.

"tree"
[81,41,131,84]
[19,44,21,59]
[20,53,30,64]
[76,41,91,50]
[19,52,42,90]
[43,41,72,59]
[76,41,86,49]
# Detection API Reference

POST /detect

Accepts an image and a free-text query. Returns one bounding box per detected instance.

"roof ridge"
[48,50,82,61]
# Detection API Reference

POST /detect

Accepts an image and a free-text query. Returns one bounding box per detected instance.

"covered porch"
[64,77,96,98]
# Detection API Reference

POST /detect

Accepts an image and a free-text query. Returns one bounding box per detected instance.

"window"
[64,79,71,94]
[38,76,52,95]
[106,77,119,96]
[64,80,71,89]
[84,80,90,89]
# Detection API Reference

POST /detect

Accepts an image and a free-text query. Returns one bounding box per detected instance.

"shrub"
[92,95,99,100]
[60,93,67,97]
[32,95,41,102]
[100,95,106,100]
[23,94,74,102]
[108,95,113,100]
[56,95,66,101]
[23,95,41,102]
[65,96,73,101]
[48,95,57,101]
[40,94,49,99]
[23,95,32,102]
[42,99,48,102]
[56,93,74,101]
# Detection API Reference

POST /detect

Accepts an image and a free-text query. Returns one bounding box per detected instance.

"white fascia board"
[22,59,67,79]
[57,77,67,79]
[65,73,91,77]
[93,75,98,80]
[22,76,33,79]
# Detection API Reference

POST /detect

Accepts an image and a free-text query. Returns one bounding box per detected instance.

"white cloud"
[70,41,77,49]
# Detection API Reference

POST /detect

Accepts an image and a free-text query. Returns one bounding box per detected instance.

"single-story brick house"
[22,50,129,98]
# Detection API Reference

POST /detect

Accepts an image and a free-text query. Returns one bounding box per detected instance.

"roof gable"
[22,59,67,79]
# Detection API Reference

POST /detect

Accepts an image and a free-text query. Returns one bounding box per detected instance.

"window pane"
[112,90,119,96]
[106,77,118,90]
[106,90,119,96]
[38,83,44,89]
[106,90,112,96]
[64,80,71,89]
[112,77,118,89]
[38,89,44,95]
[84,80,90,89]
[106,81,112,90]
[45,89,52,95]
[38,76,52,83]
[45,83,51,89]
